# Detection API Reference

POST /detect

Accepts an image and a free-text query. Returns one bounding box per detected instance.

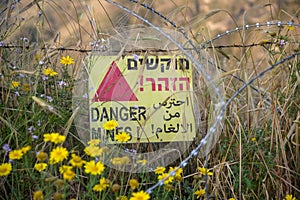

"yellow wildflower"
[287,26,295,31]
[169,167,183,182]
[93,177,110,192]
[22,83,31,92]
[43,133,53,142]
[251,137,256,142]
[103,120,118,130]
[111,157,123,165]
[11,81,20,89]
[33,53,42,65]
[36,151,48,161]
[88,139,101,146]
[284,194,297,200]
[49,147,69,164]
[0,163,12,176]
[84,145,103,157]
[129,179,139,190]
[53,135,66,144]
[62,169,75,181]
[117,196,128,200]
[43,68,58,76]
[115,132,131,142]
[59,165,73,174]
[60,56,74,66]
[198,167,213,176]
[21,145,31,154]
[229,198,236,200]
[130,190,150,200]
[154,166,166,174]
[158,173,174,185]
[33,190,44,200]
[111,183,121,193]
[43,133,66,144]
[137,159,147,165]
[9,149,23,160]
[194,189,205,199]
[34,163,47,172]
[111,156,130,165]
[70,154,85,168]
[84,160,105,175]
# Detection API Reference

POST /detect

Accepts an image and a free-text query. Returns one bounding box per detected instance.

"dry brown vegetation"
[0,0,299,199]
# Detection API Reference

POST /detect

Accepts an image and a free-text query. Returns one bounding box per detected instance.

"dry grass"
[0,0,299,199]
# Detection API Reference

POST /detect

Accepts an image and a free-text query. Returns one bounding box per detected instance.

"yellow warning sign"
[89,55,196,143]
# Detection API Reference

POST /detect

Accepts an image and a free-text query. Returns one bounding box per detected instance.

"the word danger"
[91,106,146,122]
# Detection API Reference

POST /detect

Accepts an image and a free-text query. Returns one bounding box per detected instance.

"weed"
[0,0,299,199]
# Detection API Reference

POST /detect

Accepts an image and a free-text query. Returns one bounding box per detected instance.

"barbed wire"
[104,0,300,195]
[128,0,177,28]
[0,41,284,108]
[104,0,225,194]
[2,0,298,195]
[201,21,300,48]
[145,52,300,195]
[0,41,286,51]
[1,0,299,198]
[125,0,300,49]
[0,41,286,108]
[118,1,299,117]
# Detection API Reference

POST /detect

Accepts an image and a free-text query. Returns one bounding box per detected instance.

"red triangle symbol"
[92,61,138,102]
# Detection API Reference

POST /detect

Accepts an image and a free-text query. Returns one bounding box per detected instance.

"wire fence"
[1,0,299,196]
[104,0,300,194]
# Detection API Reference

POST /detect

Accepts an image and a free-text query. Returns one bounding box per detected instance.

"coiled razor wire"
[124,0,298,110]
[104,0,300,194]
[2,19,298,108]
[129,0,177,29]
[201,21,299,48]
[1,0,298,194]
[146,50,300,194]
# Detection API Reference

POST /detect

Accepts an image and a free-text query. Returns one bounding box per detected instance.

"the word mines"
[127,56,190,72]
